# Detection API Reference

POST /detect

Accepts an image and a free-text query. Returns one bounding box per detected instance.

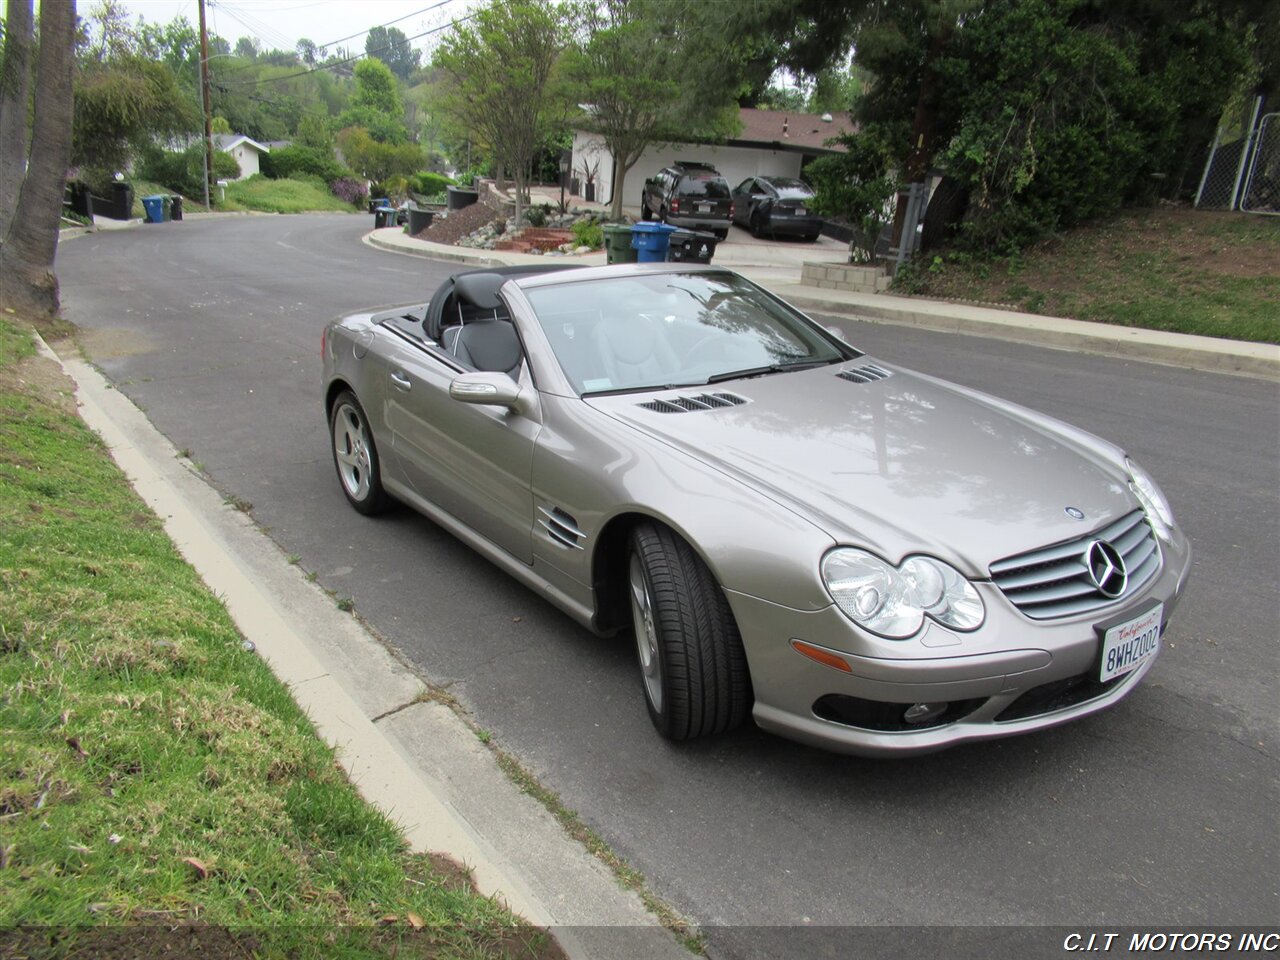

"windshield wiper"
[705,359,833,384]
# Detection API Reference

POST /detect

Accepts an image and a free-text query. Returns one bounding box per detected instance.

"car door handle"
[390,371,411,390]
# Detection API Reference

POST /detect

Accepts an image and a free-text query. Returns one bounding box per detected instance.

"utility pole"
[198,0,214,210]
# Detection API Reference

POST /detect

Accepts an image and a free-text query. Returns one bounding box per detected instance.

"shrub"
[525,204,551,228]
[136,144,240,199]
[571,218,603,249]
[330,177,368,207]
[410,171,455,196]
[262,145,347,183]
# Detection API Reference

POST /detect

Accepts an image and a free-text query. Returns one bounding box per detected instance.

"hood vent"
[638,392,748,414]
[837,363,892,384]
[539,506,585,550]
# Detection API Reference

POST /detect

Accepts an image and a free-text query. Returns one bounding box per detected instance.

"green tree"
[73,56,196,184]
[563,0,743,220]
[806,134,896,261]
[336,126,422,184]
[365,25,420,82]
[233,36,260,60]
[350,57,401,117]
[432,0,567,224]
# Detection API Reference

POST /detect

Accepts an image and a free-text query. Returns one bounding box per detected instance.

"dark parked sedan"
[732,176,824,241]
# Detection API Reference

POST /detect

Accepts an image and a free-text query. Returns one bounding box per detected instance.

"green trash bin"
[602,223,638,264]
[161,196,172,222]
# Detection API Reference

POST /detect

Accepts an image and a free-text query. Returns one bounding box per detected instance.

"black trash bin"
[406,208,434,235]
[666,229,718,264]
[110,181,134,220]
[169,195,183,221]
[374,207,394,228]
[67,182,93,219]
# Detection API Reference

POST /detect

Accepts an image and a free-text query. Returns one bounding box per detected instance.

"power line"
[215,12,477,89]
[211,0,456,77]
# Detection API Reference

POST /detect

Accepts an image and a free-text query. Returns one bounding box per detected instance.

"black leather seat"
[443,320,523,378]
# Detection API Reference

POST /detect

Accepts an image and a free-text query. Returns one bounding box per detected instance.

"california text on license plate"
[1100,603,1162,682]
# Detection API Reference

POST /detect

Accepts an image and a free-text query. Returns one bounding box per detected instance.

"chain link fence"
[1194,95,1274,213]
[1239,113,1279,215]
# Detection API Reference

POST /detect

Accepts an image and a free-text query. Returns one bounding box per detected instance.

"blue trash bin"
[142,195,166,224]
[631,221,678,263]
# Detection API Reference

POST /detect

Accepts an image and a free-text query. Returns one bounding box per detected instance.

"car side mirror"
[450,371,522,408]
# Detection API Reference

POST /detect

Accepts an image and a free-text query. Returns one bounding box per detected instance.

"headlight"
[821,549,985,639]
[1126,457,1174,542]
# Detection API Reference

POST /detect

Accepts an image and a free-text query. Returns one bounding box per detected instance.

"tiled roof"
[733,108,856,151]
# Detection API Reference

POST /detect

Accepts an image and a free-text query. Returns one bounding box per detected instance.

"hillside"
[898,207,1280,344]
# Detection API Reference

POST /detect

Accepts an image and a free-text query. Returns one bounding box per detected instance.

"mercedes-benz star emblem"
[1065,506,1085,520]
[1084,540,1128,599]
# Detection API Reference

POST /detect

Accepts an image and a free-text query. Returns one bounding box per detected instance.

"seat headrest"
[454,272,507,310]
[599,315,656,366]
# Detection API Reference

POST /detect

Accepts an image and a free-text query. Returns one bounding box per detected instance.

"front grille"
[995,672,1130,723]
[837,363,892,384]
[638,392,747,413]
[990,510,1160,620]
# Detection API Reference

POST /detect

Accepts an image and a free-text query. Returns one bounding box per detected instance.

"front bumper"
[727,533,1192,756]
[665,214,730,233]
[761,214,824,237]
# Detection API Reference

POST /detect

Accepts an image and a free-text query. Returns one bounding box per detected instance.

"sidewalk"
[366,224,1278,380]
[40,335,693,960]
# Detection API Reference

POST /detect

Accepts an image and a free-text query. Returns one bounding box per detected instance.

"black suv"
[640,161,734,239]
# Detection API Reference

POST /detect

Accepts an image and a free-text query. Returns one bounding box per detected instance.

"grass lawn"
[0,316,559,959]
[217,176,357,215]
[898,207,1280,343]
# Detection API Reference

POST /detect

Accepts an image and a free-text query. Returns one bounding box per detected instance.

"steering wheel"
[686,332,739,366]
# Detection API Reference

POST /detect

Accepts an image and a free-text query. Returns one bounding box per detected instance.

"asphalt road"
[57,215,1278,954]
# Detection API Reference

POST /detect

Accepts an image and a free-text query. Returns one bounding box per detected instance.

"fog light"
[903,702,948,725]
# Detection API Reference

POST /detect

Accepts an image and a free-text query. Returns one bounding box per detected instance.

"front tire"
[628,522,752,740]
[330,390,389,515]
[640,199,653,221]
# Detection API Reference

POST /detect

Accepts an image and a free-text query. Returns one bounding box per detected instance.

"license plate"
[697,203,711,213]
[795,206,807,216]
[1099,603,1162,682]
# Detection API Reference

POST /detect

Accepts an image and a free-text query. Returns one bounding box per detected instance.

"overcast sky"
[118,0,478,57]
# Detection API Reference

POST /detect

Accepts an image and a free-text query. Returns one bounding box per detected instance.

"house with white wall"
[571,108,856,206]
[212,134,270,179]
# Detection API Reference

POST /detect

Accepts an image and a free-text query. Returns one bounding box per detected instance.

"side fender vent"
[638,392,748,414]
[539,506,586,550]
[837,363,892,384]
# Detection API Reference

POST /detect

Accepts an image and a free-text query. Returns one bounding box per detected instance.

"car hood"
[586,360,1136,575]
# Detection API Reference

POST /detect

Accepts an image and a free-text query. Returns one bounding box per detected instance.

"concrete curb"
[36,335,691,960]
[778,286,1279,380]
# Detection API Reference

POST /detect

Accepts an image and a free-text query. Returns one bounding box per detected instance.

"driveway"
[56,214,1279,957]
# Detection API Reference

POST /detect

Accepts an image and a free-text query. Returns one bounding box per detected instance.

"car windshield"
[677,176,730,199]
[768,178,814,199]
[523,272,851,395]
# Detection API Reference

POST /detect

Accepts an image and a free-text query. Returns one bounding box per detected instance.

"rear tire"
[627,522,752,740]
[330,390,389,515]
[640,199,653,221]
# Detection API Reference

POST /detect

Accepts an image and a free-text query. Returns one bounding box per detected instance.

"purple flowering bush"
[330,177,368,208]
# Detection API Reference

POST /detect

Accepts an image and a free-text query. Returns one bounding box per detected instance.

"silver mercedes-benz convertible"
[321,262,1191,756]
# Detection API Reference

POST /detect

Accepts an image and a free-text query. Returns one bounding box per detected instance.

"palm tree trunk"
[0,0,35,240]
[0,0,77,320]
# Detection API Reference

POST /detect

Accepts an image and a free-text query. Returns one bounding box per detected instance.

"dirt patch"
[0,353,78,416]
[413,202,505,247]
[76,326,156,361]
